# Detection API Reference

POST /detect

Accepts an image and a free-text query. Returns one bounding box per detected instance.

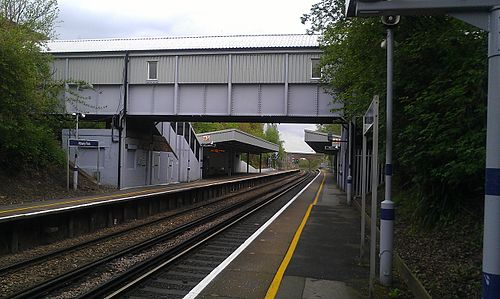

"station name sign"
[325,145,338,151]
[69,139,99,147]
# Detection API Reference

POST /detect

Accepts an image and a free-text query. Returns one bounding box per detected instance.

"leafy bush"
[0,18,64,172]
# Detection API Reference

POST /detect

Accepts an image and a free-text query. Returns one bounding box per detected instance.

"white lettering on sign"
[69,139,99,147]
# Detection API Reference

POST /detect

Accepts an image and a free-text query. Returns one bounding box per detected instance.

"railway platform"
[192,171,368,299]
[0,171,277,220]
[0,170,296,255]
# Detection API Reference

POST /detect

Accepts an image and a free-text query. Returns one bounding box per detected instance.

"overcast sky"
[56,0,318,153]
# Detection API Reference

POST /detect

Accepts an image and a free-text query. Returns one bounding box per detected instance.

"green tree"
[264,124,285,167]
[300,0,343,34]
[316,123,341,135]
[0,1,63,172]
[0,0,58,38]
[304,1,487,224]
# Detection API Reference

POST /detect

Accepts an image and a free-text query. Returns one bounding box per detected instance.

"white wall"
[234,160,258,173]
[62,129,120,187]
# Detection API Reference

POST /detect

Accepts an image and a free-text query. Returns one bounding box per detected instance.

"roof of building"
[197,129,278,154]
[45,34,320,53]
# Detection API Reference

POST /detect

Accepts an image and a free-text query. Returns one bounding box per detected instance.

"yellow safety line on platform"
[0,187,169,215]
[265,172,326,299]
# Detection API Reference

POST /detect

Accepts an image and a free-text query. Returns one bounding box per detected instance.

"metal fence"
[336,147,384,196]
[353,148,384,197]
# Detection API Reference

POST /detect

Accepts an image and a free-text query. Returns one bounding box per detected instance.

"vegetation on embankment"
[0,1,65,173]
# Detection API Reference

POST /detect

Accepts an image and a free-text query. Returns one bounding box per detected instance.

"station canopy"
[197,129,278,154]
[304,129,340,154]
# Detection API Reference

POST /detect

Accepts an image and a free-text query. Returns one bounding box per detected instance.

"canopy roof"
[304,129,340,154]
[197,129,278,154]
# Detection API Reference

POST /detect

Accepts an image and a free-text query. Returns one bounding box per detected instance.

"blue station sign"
[69,139,99,147]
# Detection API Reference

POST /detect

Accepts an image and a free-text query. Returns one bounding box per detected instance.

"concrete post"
[178,123,182,182]
[380,26,395,286]
[187,125,191,183]
[259,153,262,173]
[247,152,250,173]
[483,7,500,298]
[228,150,232,177]
[360,134,367,260]
[369,97,379,297]
[347,121,353,205]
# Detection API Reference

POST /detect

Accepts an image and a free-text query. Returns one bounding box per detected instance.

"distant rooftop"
[46,34,320,53]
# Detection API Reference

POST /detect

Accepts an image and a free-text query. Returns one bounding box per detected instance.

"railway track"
[0,172,295,277]
[2,171,314,298]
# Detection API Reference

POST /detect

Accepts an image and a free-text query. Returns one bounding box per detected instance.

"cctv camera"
[381,15,400,26]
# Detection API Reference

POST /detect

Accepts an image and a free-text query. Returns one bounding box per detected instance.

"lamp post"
[72,112,85,191]
[379,15,399,287]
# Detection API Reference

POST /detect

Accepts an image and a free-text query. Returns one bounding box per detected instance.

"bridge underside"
[113,115,343,124]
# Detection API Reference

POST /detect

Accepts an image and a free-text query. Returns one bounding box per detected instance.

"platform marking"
[0,188,165,214]
[0,171,292,220]
[183,171,322,299]
[264,172,326,299]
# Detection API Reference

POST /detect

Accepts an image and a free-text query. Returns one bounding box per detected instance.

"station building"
[62,121,202,189]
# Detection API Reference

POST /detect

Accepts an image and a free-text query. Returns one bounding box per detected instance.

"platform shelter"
[198,129,278,178]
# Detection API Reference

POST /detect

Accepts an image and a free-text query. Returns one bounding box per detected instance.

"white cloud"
[278,124,316,153]
[56,0,316,39]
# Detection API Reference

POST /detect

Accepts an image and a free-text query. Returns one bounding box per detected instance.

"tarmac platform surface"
[195,171,369,299]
